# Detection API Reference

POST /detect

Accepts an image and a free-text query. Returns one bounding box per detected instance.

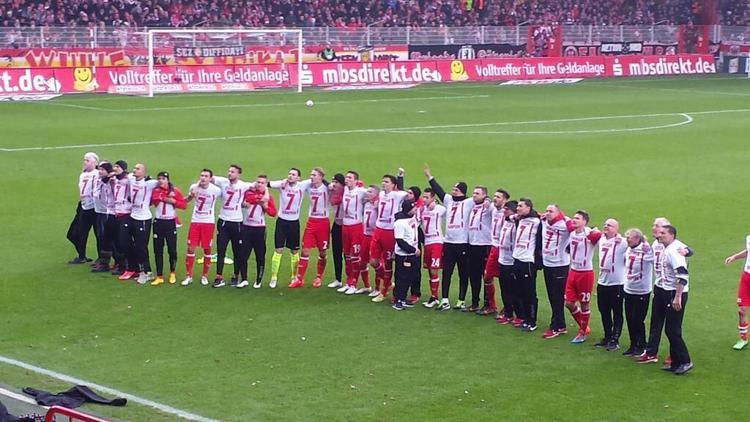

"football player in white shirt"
[127,163,160,284]
[565,210,602,344]
[150,171,187,286]
[539,204,571,339]
[339,171,368,295]
[181,169,222,286]
[724,234,750,350]
[292,167,333,289]
[327,174,346,288]
[595,218,627,351]
[623,228,653,357]
[496,201,520,324]
[512,198,543,332]
[392,200,421,311]
[480,189,509,315]
[211,164,254,288]
[269,168,304,288]
[423,164,472,311]
[91,161,116,273]
[370,169,407,303]
[640,217,694,364]
[420,188,447,308]
[240,174,276,289]
[654,225,692,375]
[358,185,380,295]
[111,160,133,277]
[67,152,99,264]
[467,186,493,313]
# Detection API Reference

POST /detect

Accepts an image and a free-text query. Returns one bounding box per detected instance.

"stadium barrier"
[0,54,716,96]
[44,405,108,422]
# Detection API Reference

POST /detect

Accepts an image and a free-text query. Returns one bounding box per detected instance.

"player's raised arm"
[424,164,447,202]
[726,249,748,265]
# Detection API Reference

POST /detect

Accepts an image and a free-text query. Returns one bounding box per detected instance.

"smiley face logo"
[450,60,468,81]
[73,67,99,92]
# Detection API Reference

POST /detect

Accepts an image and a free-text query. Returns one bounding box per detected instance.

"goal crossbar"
[146,28,303,97]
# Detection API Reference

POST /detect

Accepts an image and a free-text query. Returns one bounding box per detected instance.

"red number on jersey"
[285,192,297,211]
[224,190,236,207]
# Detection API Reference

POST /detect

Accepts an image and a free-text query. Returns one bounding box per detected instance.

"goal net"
[115,29,303,96]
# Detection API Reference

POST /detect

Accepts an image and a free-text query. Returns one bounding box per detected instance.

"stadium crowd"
[69,151,750,378]
[1,0,743,29]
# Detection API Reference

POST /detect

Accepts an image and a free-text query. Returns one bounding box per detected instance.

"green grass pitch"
[1,75,749,421]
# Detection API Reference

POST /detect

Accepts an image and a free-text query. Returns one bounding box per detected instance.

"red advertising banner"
[0,55,715,96]
[608,55,716,77]
[0,45,409,68]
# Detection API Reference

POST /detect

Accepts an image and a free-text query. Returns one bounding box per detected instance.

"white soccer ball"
[305,100,314,107]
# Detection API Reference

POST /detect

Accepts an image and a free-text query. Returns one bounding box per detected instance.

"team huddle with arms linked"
[66,152,750,376]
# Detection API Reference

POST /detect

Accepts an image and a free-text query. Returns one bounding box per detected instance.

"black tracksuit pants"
[514,259,538,326]
[543,265,568,331]
[441,242,468,300]
[216,219,242,277]
[467,245,490,307]
[153,218,178,277]
[624,291,650,351]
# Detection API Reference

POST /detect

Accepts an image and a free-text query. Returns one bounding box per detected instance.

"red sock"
[740,321,749,341]
[429,277,439,298]
[484,281,496,310]
[185,253,195,277]
[350,256,361,286]
[316,256,327,278]
[344,256,353,285]
[381,269,393,295]
[374,262,384,290]
[571,306,582,328]
[202,249,212,276]
[580,310,591,331]
[360,263,371,288]
[297,256,310,280]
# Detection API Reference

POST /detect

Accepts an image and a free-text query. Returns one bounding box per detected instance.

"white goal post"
[146,28,303,97]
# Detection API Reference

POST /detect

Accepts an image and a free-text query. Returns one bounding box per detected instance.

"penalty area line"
[0,354,221,422]
[389,113,694,135]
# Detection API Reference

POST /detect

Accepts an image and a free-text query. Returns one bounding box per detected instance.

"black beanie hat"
[115,160,128,171]
[455,182,468,195]
[333,173,345,185]
[98,162,113,173]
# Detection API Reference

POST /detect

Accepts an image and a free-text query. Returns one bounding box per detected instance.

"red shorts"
[423,243,444,269]
[738,271,750,307]
[565,269,594,303]
[360,235,372,262]
[302,217,330,250]
[342,223,364,257]
[188,222,215,249]
[483,246,501,278]
[370,227,395,262]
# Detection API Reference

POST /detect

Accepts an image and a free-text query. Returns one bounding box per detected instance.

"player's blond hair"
[653,217,670,227]
[625,228,647,244]
[313,167,325,177]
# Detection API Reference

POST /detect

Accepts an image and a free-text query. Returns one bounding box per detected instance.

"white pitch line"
[48,94,490,112]
[390,113,694,135]
[0,354,221,422]
[2,107,749,153]
[0,386,48,408]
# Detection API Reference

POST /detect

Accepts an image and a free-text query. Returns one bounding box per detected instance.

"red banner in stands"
[0,55,715,95]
